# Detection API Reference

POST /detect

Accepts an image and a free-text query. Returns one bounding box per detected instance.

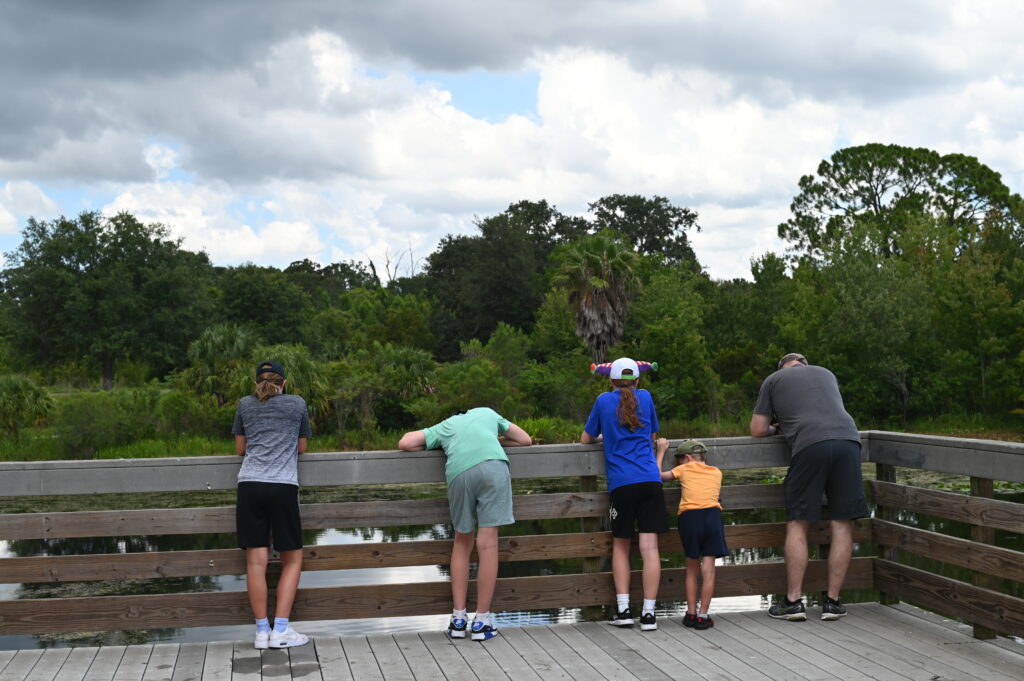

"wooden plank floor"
[0,605,1020,681]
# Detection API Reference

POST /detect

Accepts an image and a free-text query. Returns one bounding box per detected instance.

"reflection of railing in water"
[0,432,1021,639]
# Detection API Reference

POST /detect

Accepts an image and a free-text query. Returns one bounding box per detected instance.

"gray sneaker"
[768,597,806,621]
[821,597,847,621]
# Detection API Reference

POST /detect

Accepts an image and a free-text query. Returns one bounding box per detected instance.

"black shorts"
[677,508,729,559]
[609,482,669,538]
[783,439,868,522]
[236,481,303,551]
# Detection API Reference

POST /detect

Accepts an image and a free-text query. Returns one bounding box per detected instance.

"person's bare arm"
[235,435,247,456]
[655,437,675,481]
[750,413,778,437]
[398,430,427,451]
[581,431,601,444]
[297,437,307,455]
[499,423,532,446]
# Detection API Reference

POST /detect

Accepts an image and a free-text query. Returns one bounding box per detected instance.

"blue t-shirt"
[583,388,661,491]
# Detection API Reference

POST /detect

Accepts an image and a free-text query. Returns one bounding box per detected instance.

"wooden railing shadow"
[0,432,1020,640]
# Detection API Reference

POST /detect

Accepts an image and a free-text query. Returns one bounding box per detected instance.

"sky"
[1,1,1022,281]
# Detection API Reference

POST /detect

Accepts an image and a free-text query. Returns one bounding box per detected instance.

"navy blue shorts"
[676,508,729,559]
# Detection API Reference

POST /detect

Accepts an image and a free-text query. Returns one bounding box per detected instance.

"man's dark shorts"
[609,481,669,538]
[237,481,303,551]
[783,439,867,522]
[676,508,729,559]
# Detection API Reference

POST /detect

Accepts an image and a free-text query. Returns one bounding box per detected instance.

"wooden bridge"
[0,432,1022,680]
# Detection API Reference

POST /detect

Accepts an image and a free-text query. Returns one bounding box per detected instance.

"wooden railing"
[0,432,1020,640]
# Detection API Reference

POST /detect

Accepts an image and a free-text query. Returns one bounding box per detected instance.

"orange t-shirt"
[671,461,723,514]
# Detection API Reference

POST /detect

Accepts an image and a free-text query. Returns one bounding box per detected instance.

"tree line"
[1,143,1022,450]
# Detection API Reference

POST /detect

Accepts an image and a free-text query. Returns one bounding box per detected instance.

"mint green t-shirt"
[422,407,511,484]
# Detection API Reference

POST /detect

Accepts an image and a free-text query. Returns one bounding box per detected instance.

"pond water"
[1,493,1019,650]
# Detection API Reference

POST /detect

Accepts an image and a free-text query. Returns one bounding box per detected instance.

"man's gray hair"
[778,352,808,370]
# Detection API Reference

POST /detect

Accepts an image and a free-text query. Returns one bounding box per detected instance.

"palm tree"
[552,232,640,364]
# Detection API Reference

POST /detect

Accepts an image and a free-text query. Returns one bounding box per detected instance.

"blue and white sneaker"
[471,619,497,641]
[447,616,468,639]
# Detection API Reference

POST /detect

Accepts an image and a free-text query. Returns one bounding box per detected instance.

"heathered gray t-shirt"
[753,364,859,456]
[232,394,312,486]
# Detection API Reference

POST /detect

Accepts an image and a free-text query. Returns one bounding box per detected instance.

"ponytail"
[612,379,642,431]
[254,372,284,403]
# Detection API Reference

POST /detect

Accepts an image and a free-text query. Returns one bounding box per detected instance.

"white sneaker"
[269,627,309,648]
[254,631,270,649]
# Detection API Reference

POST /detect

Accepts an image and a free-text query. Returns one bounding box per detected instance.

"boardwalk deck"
[0,605,1020,681]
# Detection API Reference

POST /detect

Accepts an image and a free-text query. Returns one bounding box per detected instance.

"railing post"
[875,463,900,605]
[580,474,605,621]
[969,476,997,640]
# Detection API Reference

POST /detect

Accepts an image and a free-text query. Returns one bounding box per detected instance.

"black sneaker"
[821,597,847,621]
[694,615,714,630]
[609,607,634,627]
[682,612,698,628]
[639,612,657,631]
[768,597,806,621]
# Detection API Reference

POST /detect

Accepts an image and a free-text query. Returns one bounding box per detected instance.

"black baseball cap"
[256,361,286,379]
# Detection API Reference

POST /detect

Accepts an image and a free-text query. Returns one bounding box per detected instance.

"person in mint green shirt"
[399,408,532,641]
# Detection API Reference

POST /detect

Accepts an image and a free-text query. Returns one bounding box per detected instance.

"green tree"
[779,144,1020,263]
[216,264,311,345]
[0,374,53,439]
[1,212,214,388]
[551,232,640,364]
[589,194,700,268]
[175,324,263,406]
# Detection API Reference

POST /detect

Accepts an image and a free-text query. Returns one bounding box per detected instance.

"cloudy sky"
[1,1,1022,280]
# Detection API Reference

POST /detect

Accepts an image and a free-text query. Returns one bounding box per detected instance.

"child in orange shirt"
[656,438,729,630]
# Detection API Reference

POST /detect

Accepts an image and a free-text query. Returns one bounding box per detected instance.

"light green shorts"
[447,459,514,534]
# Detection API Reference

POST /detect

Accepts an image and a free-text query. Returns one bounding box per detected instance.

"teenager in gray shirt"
[751,353,867,622]
[233,361,312,649]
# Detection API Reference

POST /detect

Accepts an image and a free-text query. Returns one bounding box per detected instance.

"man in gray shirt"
[750,352,867,622]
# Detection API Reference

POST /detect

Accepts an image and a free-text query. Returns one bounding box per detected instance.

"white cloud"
[102,182,325,267]
[0,181,60,233]
[144,144,178,180]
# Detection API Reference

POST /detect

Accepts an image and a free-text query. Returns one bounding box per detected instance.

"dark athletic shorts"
[783,439,868,522]
[609,481,669,538]
[677,508,729,559]
[236,481,303,551]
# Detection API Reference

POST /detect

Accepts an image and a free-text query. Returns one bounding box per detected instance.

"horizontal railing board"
[2,431,1021,498]
[0,521,871,584]
[0,438,807,497]
[873,559,1024,638]
[863,431,1024,482]
[0,559,873,634]
[872,519,1024,583]
[0,485,784,540]
[871,481,1024,533]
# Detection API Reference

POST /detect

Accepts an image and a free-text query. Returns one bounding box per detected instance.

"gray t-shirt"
[753,364,859,456]
[232,393,312,486]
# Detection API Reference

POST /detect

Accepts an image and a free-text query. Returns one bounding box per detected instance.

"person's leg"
[699,556,716,614]
[474,526,499,613]
[826,520,853,600]
[612,536,633,595]
[784,520,810,602]
[685,557,700,613]
[637,532,660,600]
[274,549,303,619]
[245,547,269,619]
[450,531,475,611]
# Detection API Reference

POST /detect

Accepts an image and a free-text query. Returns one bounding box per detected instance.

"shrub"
[54,386,161,459]
[0,374,54,439]
[157,390,235,439]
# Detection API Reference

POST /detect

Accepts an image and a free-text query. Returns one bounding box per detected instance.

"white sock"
[474,611,492,625]
[452,609,467,619]
[642,599,656,615]
[616,594,630,612]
